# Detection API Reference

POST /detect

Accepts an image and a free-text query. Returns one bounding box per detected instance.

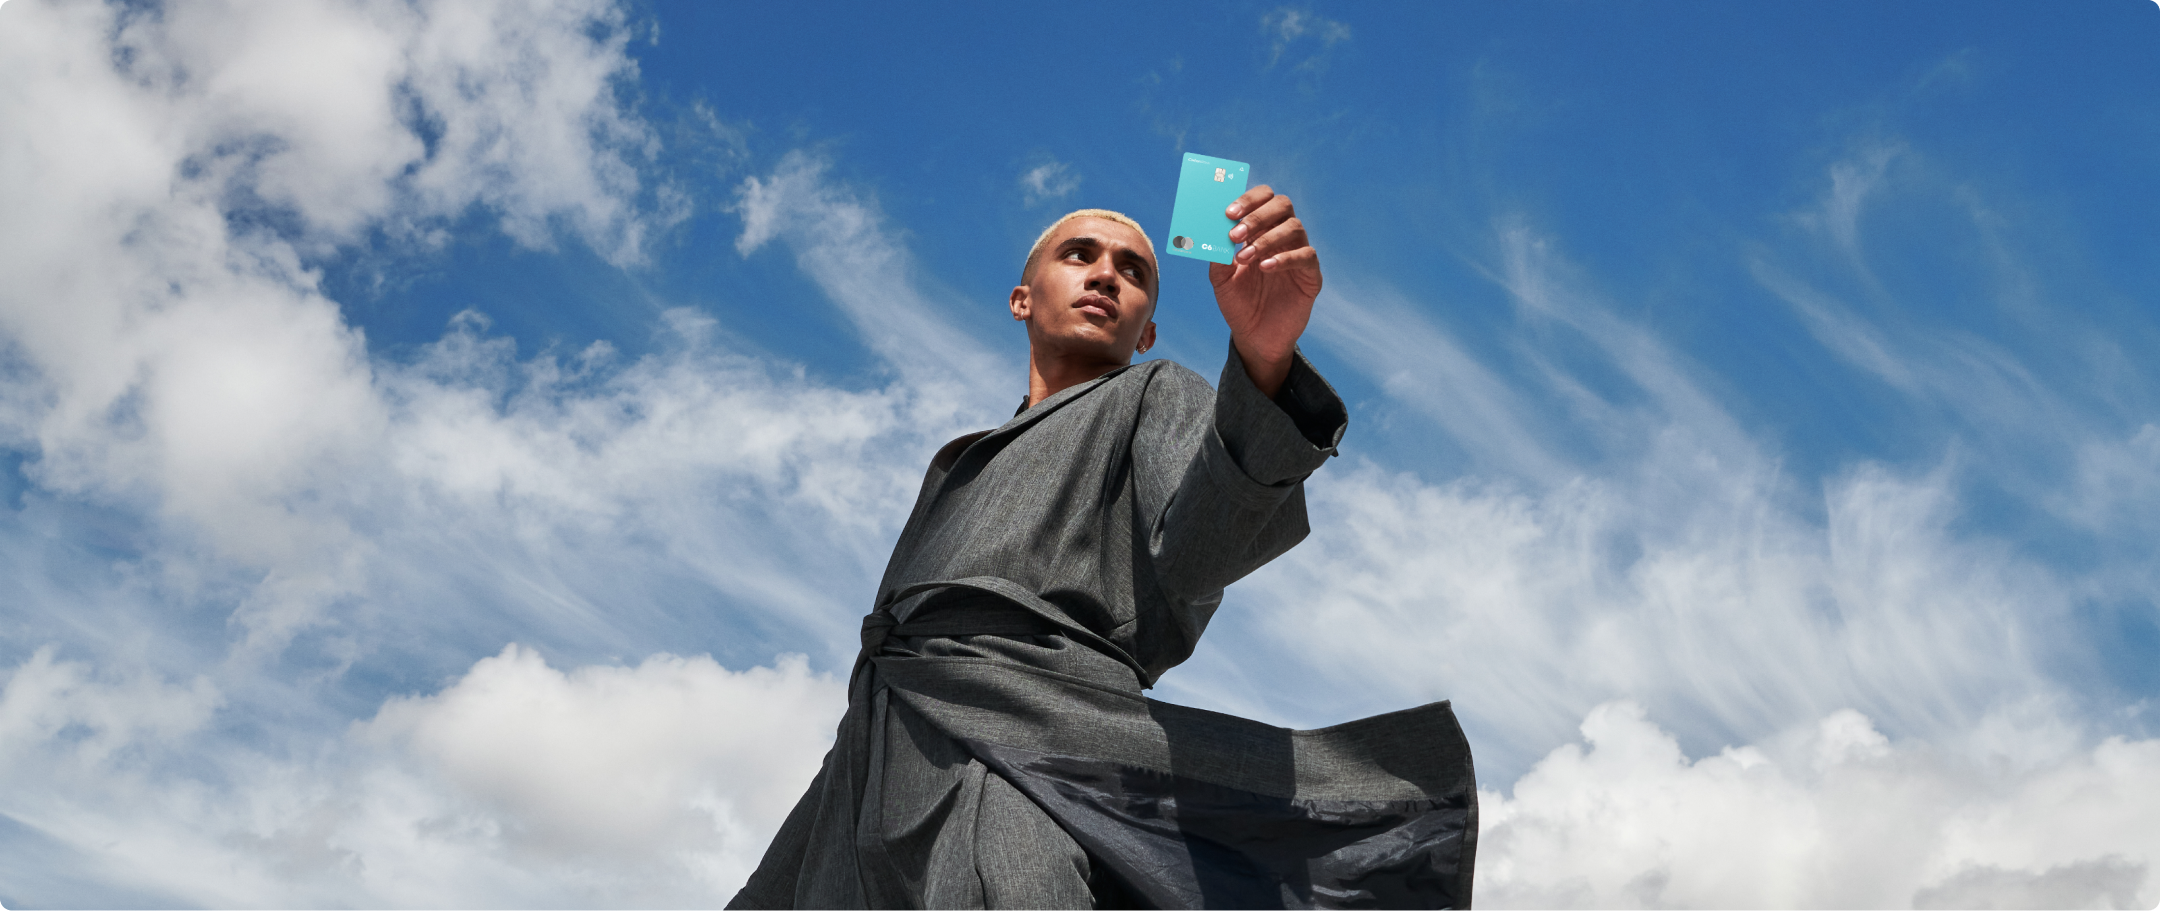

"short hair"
[1021,208,1157,285]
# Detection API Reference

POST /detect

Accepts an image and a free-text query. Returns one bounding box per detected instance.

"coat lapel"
[927,364,1138,476]
[982,365,1134,443]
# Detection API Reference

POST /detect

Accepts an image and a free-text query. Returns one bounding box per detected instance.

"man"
[730,188,1476,909]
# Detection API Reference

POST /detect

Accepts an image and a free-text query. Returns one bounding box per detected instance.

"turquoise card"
[1166,152,1249,265]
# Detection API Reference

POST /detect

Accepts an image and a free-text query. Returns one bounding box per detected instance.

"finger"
[1225,184,1276,221]
[1229,193,1295,244]
[1257,244,1320,279]
[1233,215,1308,265]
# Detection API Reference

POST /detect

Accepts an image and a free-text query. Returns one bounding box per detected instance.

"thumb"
[1209,261,1236,288]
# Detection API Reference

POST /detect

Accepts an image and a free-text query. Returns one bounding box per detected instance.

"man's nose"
[1084,258,1120,291]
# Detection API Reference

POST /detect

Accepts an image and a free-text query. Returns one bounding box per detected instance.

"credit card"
[1165,152,1249,265]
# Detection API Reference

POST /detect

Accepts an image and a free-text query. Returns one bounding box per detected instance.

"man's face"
[1010,217,1158,365]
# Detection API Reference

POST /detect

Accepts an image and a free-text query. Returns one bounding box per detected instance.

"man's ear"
[1009,285,1031,321]
[1137,320,1157,354]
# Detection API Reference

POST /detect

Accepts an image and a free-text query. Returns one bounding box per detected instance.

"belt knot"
[860,609,898,655]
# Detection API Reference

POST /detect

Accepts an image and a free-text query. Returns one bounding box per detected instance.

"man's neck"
[1025,347,1129,408]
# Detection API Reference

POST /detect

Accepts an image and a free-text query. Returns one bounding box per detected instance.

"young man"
[730,189,1476,909]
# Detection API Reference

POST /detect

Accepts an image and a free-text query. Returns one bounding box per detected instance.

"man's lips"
[1075,294,1116,319]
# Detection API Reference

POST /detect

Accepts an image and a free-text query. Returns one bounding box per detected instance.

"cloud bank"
[0,0,2154,907]
[0,0,913,903]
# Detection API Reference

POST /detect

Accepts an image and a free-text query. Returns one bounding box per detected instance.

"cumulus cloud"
[2,0,2154,906]
[1479,701,2158,909]
[0,299,937,902]
[0,0,993,666]
[0,0,917,904]
[0,644,842,907]
[0,0,688,651]
[349,645,843,905]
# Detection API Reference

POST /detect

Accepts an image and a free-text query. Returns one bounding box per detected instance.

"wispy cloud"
[1756,141,2160,588]
[1260,7,1352,74]
[735,151,1013,399]
[1142,195,2160,906]
[4,0,2156,906]
[1260,176,2140,763]
[1019,159,1080,207]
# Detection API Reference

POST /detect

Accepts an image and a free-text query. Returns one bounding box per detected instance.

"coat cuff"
[1215,342,1347,486]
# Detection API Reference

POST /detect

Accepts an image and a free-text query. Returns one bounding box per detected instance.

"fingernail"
[1229,225,1246,241]
[1226,205,1242,217]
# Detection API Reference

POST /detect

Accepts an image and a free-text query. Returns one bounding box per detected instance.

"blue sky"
[1,0,2157,907]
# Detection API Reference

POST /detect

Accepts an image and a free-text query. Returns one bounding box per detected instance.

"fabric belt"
[856,604,1058,651]
[858,576,1153,685]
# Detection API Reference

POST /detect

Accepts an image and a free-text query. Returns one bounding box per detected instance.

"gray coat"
[729,346,1477,909]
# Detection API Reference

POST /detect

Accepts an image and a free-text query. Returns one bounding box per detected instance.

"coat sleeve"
[1133,342,1347,672]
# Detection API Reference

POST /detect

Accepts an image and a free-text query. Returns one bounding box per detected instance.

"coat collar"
[993,362,1140,438]
[930,362,1145,472]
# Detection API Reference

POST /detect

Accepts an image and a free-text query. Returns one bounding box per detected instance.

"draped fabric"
[728,348,1478,909]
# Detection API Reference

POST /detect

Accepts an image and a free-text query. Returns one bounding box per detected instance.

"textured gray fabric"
[867,681,1098,909]
[880,344,1341,684]
[728,346,1475,909]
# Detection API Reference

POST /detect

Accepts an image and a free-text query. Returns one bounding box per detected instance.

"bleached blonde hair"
[1020,208,1157,284]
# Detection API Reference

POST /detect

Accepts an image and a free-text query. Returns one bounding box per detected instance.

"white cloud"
[1242,222,2062,776]
[2066,424,2160,540]
[0,644,842,908]
[0,0,1007,657]
[0,646,220,773]
[0,2,907,904]
[1019,160,1079,207]
[0,0,682,650]
[353,645,842,904]
[0,1,1036,902]
[1754,143,2160,606]
[1,0,2153,906]
[1224,454,2057,775]
[1478,701,2159,909]
[1260,7,1352,72]
[1311,279,1568,483]
[734,150,1012,400]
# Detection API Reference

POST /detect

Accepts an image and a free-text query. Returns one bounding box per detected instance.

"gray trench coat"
[728,346,1477,909]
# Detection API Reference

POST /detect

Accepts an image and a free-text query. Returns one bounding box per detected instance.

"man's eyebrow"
[1058,236,1153,282]
[1115,248,1154,281]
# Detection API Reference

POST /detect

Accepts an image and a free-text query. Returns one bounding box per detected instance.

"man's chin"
[1034,332,1133,364]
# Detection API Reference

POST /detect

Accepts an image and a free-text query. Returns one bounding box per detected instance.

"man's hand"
[1211,185,1320,398]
